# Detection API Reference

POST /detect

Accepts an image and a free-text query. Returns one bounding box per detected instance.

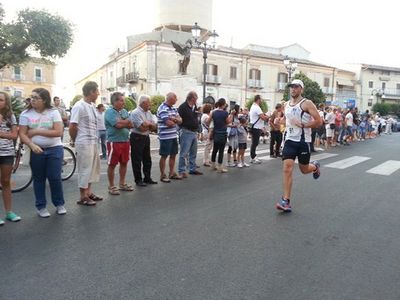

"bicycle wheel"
[62,146,76,181]
[10,149,33,193]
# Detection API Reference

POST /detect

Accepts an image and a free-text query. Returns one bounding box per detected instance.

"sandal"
[108,186,120,195]
[77,198,96,206]
[119,183,134,191]
[169,173,183,180]
[160,175,171,183]
[88,193,103,201]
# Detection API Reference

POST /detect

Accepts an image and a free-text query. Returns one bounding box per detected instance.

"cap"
[288,79,304,89]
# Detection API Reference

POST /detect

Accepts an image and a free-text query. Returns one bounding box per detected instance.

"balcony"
[381,88,400,96]
[126,72,139,83]
[204,75,222,85]
[247,79,264,89]
[321,87,334,94]
[276,82,287,91]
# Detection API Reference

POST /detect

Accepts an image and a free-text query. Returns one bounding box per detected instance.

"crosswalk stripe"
[258,155,275,161]
[295,153,338,164]
[244,149,270,157]
[366,160,400,176]
[325,156,371,169]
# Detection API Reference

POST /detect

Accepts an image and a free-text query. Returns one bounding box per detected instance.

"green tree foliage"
[389,103,400,117]
[372,103,391,116]
[245,97,268,112]
[0,3,73,69]
[150,95,165,115]
[283,72,326,105]
[70,95,83,108]
[11,96,25,121]
[124,96,136,112]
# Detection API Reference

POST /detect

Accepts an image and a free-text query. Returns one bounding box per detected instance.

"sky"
[2,0,399,101]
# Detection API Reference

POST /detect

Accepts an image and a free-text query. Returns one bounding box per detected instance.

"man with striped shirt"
[156,92,182,182]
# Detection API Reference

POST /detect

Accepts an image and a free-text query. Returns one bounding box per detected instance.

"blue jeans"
[97,130,107,159]
[178,129,198,174]
[30,145,65,210]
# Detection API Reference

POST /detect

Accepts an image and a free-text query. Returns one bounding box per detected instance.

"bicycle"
[0,139,76,193]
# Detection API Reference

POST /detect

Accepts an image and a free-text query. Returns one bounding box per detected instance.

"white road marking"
[295,153,338,164]
[366,160,400,176]
[325,156,371,169]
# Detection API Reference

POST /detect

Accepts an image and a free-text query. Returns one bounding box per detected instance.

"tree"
[124,96,136,112]
[245,97,268,112]
[70,95,83,108]
[150,95,165,115]
[0,3,73,70]
[283,72,326,105]
[11,96,25,121]
[372,103,390,116]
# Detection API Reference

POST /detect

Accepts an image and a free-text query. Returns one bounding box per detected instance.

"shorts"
[76,144,100,188]
[238,143,247,150]
[325,128,334,138]
[282,139,311,165]
[107,141,130,165]
[0,155,14,165]
[159,138,178,156]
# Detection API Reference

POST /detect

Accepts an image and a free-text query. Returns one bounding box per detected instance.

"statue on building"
[171,39,192,75]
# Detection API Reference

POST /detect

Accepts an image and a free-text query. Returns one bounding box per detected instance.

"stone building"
[0,58,55,98]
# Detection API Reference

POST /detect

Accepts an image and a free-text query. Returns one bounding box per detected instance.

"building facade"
[0,58,55,98]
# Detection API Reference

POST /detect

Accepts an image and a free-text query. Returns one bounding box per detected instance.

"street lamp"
[369,88,384,106]
[191,22,219,103]
[283,55,298,82]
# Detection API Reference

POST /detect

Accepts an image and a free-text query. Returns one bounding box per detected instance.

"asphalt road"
[1,133,399,299]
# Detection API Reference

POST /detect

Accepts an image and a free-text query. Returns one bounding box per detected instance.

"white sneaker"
[251,158,261,164]
[0,218,4,226]
[56,205,67,215]
[243,162,250,167]
[227,161,235,167]
[237,162,243,168]
[37,208,51,218]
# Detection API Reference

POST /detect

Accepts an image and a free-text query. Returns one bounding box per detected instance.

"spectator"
[156,92,182,182]
[200,103,212,167]
[19,88,66,217]
[0,91,20,224]
[69,81,102,206]
[236,116,249,168]
[249,95,269,164]
[269,103,283,158]
[207,98,233,173]
[178,91,203,177]
[104,92,134,195]
[96,104,107,160]
[226,104,240,167]
[129,94,158,186]
[53,96,69,128]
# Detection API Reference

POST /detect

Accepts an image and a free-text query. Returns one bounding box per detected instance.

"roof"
[362,63,400,72]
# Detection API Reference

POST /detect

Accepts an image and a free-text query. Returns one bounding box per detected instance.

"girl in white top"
[0,92,20,225]
[19,88,65,218]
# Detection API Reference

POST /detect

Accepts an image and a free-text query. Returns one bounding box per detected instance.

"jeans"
[270,130,282,156]
[250,128,262,159]
[97,130,107,159]
[30,145,65,210]
[178,129,198,174]
[130,133,152,182]
[211,132,227,164]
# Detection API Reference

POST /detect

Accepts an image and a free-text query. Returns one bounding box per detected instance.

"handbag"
[247,116,260,134]
[329,123,335,130]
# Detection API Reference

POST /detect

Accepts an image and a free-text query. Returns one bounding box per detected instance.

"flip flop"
[77,198,96,206]
[108,186,120,195]
[119,183,134,191]
[169,173,183,180]
[160,175,171,183]
[88,193,103,201]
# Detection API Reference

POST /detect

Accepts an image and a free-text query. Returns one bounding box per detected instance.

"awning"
[336,79,354,87]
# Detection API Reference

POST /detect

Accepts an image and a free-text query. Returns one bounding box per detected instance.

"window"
[207,64,218,75]
[278,72,288,83]
[34,68,42,81]
[382,82,386,90]
[249,68,261,80]
[368,81,373,88]
[396,83,400,95]
[122,67,125,79]
[381,70,390,76]
[324,78,330,87]
[230,66,237,80]
[14,66,22,80]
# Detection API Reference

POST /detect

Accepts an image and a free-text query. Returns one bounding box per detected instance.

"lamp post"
[370,88,384,106]
[283,55,298,83]
[191,22,219,103]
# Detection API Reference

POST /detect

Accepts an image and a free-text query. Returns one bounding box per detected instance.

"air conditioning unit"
[3,86,11,91]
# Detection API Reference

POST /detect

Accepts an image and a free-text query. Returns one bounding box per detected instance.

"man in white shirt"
[69,81,102,206]
[249,95,269,163]
[345,108,354,144]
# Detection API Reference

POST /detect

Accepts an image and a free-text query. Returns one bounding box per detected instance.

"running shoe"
[311,160,320,180]
[276,198,292,212]
[6,211,21,222]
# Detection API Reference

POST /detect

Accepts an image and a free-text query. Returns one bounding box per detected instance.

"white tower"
[154,0,213,32]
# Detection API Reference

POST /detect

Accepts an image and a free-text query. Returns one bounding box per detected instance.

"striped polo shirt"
[156,102,180,140]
